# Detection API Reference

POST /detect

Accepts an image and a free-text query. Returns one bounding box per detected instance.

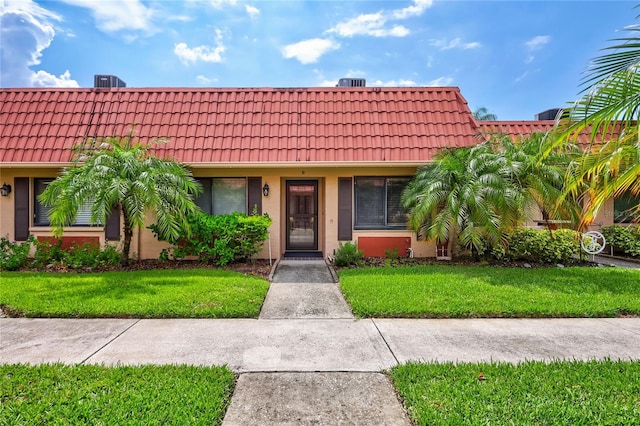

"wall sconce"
[0,183,11,197]
[262,183,270,197]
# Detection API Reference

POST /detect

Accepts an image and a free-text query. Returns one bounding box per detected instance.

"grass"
[339,265,640,318]
[389,360,640,425]
[0,363,234,425]
[0,269,269,318]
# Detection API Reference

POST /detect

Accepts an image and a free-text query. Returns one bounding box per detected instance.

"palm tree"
[39,128,202,265]
[552,18,640,226]
[402,143,524,257]
[495,132,583,230]
[473,106,498,121]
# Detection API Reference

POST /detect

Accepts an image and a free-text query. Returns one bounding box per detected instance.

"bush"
[65,242,123,269]
[505,228,580,264]
[156,212,272,266]
[1,236,122,270]
[32,239,123,269]
[32,238,67,268]
[0,236,32,271]
[333,242,364,267]
[601,225,640,258]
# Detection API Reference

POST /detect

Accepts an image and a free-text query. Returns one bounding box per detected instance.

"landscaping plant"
[155,212,272,266]
[38,127,202,265]
[505,228,581,264]
[0,236,31,271]
[333,242,364,267]
[601,225,640,258]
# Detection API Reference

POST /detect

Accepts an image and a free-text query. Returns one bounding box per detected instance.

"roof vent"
[535,108,562,120]
[94,75,126,88]
[337,78,366,87]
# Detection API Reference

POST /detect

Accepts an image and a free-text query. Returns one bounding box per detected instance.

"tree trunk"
[121,214,133,266]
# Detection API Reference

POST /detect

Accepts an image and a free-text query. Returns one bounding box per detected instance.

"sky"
[1,0,637,119]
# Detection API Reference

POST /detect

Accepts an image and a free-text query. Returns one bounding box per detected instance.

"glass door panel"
[286,181,318,251]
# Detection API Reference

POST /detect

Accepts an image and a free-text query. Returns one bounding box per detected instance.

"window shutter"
[247,177,262,215]
[338,177,352,241]
[105,206,121,241]
[14,178,29,241]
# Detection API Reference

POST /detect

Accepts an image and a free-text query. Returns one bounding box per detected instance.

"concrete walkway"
[1,258,639,425]
[2,318,639,368]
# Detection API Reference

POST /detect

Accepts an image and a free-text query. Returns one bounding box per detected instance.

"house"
[0,83,633,261]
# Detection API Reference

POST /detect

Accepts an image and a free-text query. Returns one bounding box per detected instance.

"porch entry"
[286,180,318,252]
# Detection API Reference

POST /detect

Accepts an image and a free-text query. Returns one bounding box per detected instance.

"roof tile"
[2,86,484,164]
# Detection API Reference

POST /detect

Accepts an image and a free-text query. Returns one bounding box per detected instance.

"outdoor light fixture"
[262,183,270,197]
[0,183,11,197]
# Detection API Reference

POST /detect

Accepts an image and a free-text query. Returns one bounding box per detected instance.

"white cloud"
[32,70,79,87]
[59,0,154,33]
[175,29,226,64]
[523,35,550,64]
[427,76,454,86]
[245,5,260,18]
[430,38,481,50]
[393,0,433,19]
[167,15,193,23]
[207,0,237,8]
[525,35,551,50]
[282,38,340,64]
[515,71,529,83]
[326,0,432,39]
[0,0,79,87]
[327,12,409,38]
[196,75,218,85]
[373,79,418,87]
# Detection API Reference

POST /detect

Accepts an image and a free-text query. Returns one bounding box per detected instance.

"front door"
[286,180,318,251]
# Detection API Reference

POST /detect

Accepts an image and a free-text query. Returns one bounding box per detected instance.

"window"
[34,178,96,226]
[614,192,640,223]
[354,177,410,229]
[196,178,247,215]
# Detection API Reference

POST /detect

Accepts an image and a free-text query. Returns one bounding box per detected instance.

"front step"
[282,251,324,259]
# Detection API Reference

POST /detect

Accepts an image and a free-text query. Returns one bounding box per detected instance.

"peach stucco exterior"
[0,164,436,260]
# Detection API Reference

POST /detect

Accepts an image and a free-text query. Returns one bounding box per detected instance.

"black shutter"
[14,178,29,241]
[247,177,262,215]
[338,177,352,241]
[105,206,121,241]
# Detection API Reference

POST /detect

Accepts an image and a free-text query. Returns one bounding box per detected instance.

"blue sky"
[1,0,636,119]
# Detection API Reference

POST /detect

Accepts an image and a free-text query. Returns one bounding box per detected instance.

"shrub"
[0,236,32,271]
[506,228,580,264]
[32,238,67,268]
[155,212,272,266]
[29,238,122,269]
[65,242,123,269]
[333,242,364,267]
[601,225,640,258]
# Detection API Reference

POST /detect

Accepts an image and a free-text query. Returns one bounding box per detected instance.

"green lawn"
[0,269,269,318]
[339,265,640,318]
[0,364,234,425]
[389,360,640,426]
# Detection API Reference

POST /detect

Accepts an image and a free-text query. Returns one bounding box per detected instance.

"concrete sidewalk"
[2,316,639,425]
[2,317,638,367]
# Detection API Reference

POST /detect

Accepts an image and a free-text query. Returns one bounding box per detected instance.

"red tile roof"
[478,120,556,138]
[0,87,480,165]
[478,120,615,146]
